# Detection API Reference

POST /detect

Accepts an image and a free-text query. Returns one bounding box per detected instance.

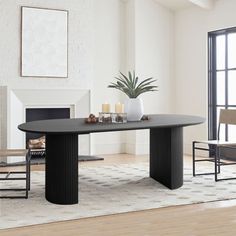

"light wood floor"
[1,154,236,236]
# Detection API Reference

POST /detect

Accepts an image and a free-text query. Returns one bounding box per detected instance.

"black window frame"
[208,26,236,141]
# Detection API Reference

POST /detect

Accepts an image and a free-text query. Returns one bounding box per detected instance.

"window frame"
[208,26,236,141]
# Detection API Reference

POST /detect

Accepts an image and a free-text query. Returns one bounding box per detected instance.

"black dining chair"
[0,149,31,198]
[193,109,236,181]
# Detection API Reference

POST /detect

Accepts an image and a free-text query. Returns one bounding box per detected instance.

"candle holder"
[99,112,112,123]
[112,113,127,123]
[99,112,127,123]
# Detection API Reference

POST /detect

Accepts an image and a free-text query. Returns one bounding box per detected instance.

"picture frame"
[21,6,68,78]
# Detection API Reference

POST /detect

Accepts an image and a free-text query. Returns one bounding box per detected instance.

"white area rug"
[1,163,236,229]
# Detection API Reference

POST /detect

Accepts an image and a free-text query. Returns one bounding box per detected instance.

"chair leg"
[28,153,31,191]
[28,160,31,191]
[25,151,31,198]
[218,148,221,174]
[215,147,218,182]
[193,142,196,176]
[25,153,29,199]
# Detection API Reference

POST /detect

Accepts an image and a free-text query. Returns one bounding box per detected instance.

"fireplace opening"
[26,107,70,158]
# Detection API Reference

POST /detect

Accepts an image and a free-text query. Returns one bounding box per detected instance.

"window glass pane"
[216,71,225,105]
[228,70,236,105]
[217,107,225,140]
[216,35,225,70]
[228,33,236,69]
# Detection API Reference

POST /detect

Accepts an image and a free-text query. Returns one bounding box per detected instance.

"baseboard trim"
[92,143,126,155]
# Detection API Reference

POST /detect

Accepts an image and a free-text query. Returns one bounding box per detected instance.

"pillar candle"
[102,103,110,113]
[115,102,124,113]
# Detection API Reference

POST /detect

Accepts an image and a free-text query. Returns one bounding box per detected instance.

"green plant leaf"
[108,71,158,98]
[115,77,130,88]
[136,78,156,89]
[134,76,139,88]
[135,86,158,97]
[119,72,133,91]
[128,71,133,87]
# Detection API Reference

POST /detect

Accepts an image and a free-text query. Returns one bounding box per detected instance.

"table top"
[18,114,205,135]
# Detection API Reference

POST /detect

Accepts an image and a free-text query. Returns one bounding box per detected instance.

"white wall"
[0,0,125,155]
[135,0,174,115]
[174,0,236,154]
[91,0,126,154]
[0,87,7,152]
[0,0,93,89]
[125,0,174,154]
[0,0,175,155]
[92,0,175,155]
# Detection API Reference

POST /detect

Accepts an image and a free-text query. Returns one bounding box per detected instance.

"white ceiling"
[155,0,216,11]
[155,0,193,10]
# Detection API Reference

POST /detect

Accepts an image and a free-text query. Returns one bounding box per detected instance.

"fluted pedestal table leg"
[45,134,78,205]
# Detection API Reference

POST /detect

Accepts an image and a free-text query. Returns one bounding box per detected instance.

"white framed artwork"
[21,7,68,78]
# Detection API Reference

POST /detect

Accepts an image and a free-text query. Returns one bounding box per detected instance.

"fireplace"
[1,88,90,163]
[26,107,70,158]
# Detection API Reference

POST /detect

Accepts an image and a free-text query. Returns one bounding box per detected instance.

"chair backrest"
[217,109,236,140]
[219,109,236,125]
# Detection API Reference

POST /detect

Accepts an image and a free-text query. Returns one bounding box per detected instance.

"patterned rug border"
[2,197,236,231]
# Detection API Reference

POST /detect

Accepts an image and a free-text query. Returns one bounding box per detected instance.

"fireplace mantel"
[0,87,91,163]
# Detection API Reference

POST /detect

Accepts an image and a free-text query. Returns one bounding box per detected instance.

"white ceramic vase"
[124,98,144,121]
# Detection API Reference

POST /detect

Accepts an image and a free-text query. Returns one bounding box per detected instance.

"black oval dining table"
[18,114,205,205]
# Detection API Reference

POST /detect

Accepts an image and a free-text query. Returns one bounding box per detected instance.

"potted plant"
[108,71,157,121]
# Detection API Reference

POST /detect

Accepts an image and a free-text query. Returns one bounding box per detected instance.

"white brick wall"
[0,0,93,89]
